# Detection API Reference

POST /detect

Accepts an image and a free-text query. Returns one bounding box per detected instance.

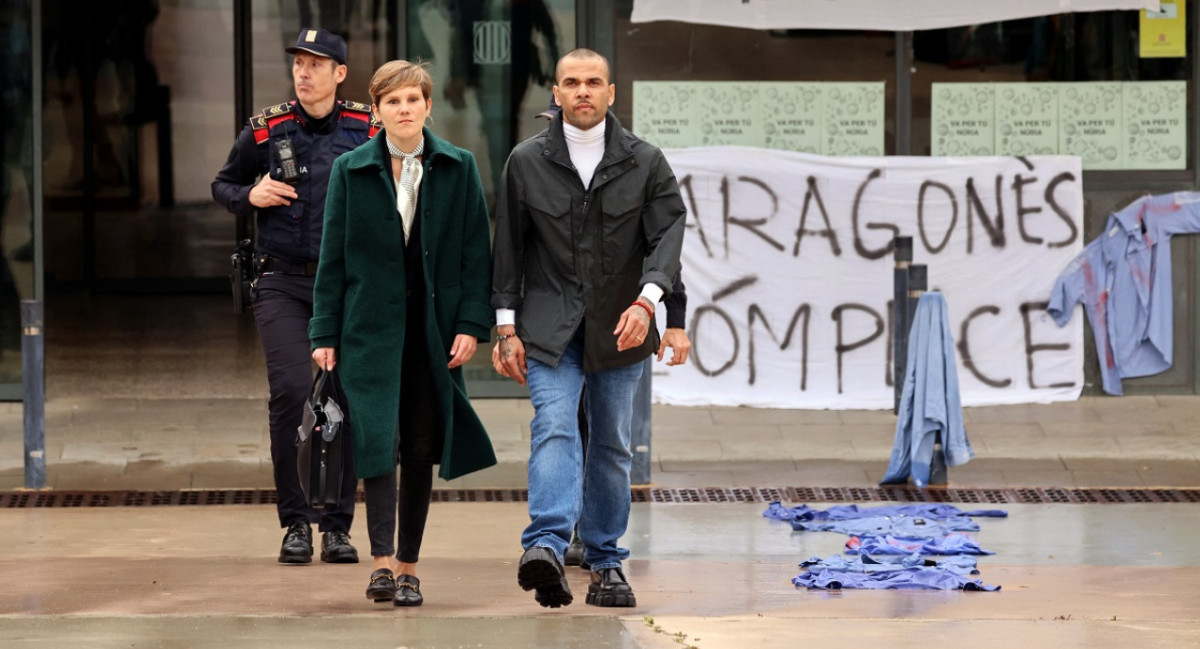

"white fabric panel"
[631,0,1159,32]
[652,148,1084,409]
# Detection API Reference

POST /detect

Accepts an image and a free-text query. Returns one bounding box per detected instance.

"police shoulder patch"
[253,102,296,144]
[249,114,270,144]
[262,101,295,118]
[340,100,372,114]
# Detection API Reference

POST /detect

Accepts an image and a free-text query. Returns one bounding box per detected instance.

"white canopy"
[631,0,1161,32]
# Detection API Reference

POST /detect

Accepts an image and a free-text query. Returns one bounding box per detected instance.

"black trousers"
[363,293,442,563]
[252,273,356,532]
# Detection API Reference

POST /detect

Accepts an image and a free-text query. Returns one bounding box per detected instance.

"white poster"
[631,0,1159,32]
[654,149,1084,410]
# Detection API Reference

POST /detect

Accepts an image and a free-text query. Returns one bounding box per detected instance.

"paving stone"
[999,469,1078,488]
[1071,470,1146,488]
[191,466,274,490]
[778,462,877,487]
[837,409,897,425]
[649,470,736,487]
[453,461,529,489]
[711,407,837,426]
[653,440,723,462]
[658,460,797,473]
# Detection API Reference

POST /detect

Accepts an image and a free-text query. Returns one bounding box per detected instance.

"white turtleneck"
[563,120,605,189]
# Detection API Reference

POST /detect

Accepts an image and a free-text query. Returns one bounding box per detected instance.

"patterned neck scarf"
[386,136,425,243]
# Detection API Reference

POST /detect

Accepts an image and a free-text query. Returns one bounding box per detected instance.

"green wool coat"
[309,128,496,481]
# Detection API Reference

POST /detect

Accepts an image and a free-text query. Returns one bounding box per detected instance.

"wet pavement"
[0,292,1198,647]
[1,502,1197,648]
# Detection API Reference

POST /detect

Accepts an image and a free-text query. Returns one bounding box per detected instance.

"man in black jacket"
[212,28,373,565]
[491,48,686,608]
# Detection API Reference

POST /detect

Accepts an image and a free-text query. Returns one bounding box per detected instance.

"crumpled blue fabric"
[845,533,994,556]
[880,292,974,487]
[800,553,979,575]
[763,501,1003,590]
[791,515,979,537]
[793,565,1000,591]
[762,502,1007,522]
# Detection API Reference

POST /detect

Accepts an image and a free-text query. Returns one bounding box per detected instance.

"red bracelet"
[630,300,654,317]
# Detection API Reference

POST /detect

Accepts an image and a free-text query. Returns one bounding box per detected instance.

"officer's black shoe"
[586,567,636,607]
[563,535,585,567]
[517,546,573,608]
[278,520,313,564]
[320,529,359,563]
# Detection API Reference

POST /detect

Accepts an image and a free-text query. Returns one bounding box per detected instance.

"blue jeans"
[523,333,643,570]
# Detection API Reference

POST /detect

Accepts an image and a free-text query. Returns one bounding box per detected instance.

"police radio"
[276,139,301,184]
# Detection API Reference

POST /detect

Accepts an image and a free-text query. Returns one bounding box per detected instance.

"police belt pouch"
[296,369,347,507]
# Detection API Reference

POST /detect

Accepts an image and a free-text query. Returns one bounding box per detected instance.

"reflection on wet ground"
[1,502,1196,648]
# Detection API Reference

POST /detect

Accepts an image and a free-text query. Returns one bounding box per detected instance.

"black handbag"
[296,369,347,507]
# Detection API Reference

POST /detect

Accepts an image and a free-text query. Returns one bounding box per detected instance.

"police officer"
[212,28,377,565]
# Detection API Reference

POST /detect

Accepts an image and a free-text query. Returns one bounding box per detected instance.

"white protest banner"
[654,149,1084,409]
[631,0,1159,32]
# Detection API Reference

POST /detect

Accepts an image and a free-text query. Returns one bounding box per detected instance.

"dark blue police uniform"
[212,98,376,543]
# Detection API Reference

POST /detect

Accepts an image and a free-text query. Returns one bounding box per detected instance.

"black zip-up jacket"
[211,101,372,263]
[492,113,686,372]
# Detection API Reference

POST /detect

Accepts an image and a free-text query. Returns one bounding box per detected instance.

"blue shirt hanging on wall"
[1048,192,1200,395]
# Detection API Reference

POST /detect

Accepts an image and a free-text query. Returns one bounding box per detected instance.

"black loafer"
[320,529,359,564]
[278,520,313,564]
[366,568,397,602]
[586,567,636,607]
[517,546,573,608]
[393,574,423,607]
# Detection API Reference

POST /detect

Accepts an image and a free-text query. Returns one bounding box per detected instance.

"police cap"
[285,28,347,65]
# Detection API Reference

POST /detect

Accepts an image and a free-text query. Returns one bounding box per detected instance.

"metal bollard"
[21,300,46,490]
[906,263,927,324]
[892,237,912,413]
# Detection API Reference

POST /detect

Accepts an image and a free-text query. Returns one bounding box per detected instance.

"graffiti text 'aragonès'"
[679,159,1079,261]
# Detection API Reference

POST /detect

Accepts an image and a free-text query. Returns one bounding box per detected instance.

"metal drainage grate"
[1,487,1198,508]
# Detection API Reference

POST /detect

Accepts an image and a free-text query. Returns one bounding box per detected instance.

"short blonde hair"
[368,60,433,106]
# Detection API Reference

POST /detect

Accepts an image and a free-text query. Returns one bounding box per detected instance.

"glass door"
[0,0,36,398]
[407,0,575,396]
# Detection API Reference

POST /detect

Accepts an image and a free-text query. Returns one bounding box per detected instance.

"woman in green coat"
[310,60,496,607]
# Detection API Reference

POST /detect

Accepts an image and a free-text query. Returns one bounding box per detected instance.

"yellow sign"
[1141,1,1186,58]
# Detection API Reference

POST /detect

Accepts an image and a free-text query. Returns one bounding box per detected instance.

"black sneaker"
[278,520,313,564]
[320,529,359,563]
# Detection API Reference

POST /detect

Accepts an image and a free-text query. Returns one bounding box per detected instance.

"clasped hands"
[492,298,689,386]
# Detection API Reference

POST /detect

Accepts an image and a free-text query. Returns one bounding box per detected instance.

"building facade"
[1,1,1196,399]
